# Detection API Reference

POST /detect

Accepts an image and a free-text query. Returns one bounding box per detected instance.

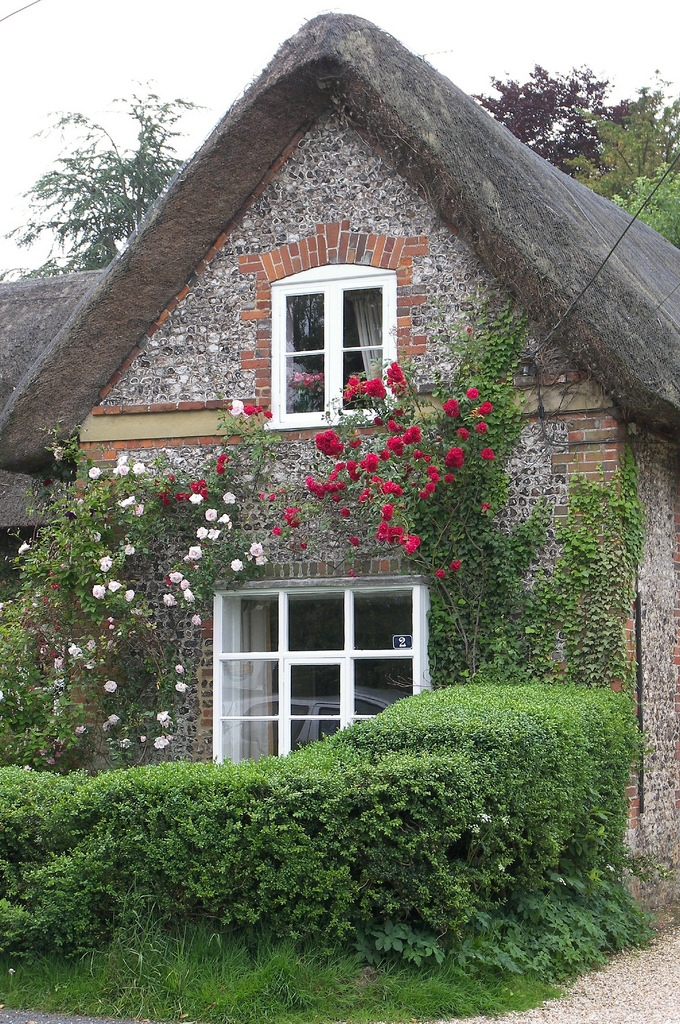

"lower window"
[213,579,429,762]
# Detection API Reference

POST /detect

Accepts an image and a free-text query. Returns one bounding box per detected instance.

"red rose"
[445,447,465,469]
[273,526,282,536]
[349,537,360,547]
[360,453,379,472]
[456,427,469,440]
[435,569,446,579]
[444,473,455,483]
[315,430,344,457]
[479,401,493,415]
[386,362,408,395]
[480,448,495,461]
[365,378,387,399]
[466,387,479,400]
[341,508,351,518]
[449,560,461,571]
[475,422,488,434]
[443,399,460,417]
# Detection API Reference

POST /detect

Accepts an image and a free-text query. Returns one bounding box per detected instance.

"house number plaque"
[392,635,412,649]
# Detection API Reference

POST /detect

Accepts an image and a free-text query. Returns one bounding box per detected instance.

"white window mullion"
[413,584,430,692]
[326,283,342,412]
[212,593,223,762]
[279,592,289,755]
[343,589,354,729]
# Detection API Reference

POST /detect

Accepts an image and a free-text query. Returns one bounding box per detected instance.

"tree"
[575,80,680,199]
[476,66,629,176]
[8,92,196,276]
[611,164,680,248]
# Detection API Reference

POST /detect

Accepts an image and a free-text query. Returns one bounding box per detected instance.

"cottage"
[1,15,680,897]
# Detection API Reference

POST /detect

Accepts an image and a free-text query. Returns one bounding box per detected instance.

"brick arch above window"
[238,220,428,282]
[237,221,429,418]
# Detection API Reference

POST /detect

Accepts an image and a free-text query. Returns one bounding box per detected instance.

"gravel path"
[431,923,680,1024]
[1,924,678,1024]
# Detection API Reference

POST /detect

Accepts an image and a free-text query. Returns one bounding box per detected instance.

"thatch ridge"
[1,14,679,471]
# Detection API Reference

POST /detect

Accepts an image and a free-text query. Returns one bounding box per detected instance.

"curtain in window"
[348,290,383,375]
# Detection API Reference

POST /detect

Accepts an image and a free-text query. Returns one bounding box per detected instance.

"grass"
[0,919,559,1024]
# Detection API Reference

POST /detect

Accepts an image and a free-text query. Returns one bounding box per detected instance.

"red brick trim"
[239,224,427,283]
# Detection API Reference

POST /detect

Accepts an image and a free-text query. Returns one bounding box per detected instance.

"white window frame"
[270,264,397,429]
[213,577,429,763]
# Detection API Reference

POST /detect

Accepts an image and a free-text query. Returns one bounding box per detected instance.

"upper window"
[270,264,397,427]
[213,579,429,763]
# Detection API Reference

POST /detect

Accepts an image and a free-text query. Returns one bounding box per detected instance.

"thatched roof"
[0,272,100,413]
[0,273,101,521]
[1,14,680,473]
[0,468,41,529]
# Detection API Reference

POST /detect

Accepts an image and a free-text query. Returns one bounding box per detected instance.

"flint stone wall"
[103,116,511,408]
[627,432,680,902]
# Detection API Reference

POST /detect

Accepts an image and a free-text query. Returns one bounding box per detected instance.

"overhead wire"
[531,145,680,357]
[0,0,45,25]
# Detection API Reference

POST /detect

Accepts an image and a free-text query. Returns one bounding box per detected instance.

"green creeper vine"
[427,307,645,691]
[537,454,644,690]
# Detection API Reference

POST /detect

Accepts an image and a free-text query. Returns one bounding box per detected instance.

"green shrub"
[0,684,640,957]
[329,684,639,879]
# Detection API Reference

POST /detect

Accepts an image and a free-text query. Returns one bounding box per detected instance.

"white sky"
[0,0,676,276]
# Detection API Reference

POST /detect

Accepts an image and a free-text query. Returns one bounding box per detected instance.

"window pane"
[286,355,325,414]
[222,720,277,763]
[343,348,381,386]
[286,293,324,352]
[354,658,413,714]
[288,594,344,650]
[354,591,412,649]
[221,596,278,653]
[343,288,383,351]
[291,718,340,750]
[291,664,341,704]
[221,660,278,716]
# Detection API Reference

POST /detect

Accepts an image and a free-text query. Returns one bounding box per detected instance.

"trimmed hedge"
[0,684,639,954]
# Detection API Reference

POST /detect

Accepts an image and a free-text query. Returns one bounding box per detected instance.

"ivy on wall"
[430,307,645,690]
[535,455,644,690]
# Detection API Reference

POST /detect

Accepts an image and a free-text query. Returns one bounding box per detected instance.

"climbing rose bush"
[265,352,545,678]
[270,362,497,581]
[0,418,271,771]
